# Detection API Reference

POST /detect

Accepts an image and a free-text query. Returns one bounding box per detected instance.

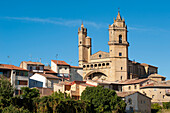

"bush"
[163,102,170,109]
[35,91,94,113]
[151,103,162,113]
[2,105,30,113]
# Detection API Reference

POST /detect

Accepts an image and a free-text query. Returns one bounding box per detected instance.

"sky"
[0,0,170,80]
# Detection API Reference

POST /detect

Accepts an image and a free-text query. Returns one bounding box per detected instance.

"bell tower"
[78,23,91,67]
[108,11,129,81]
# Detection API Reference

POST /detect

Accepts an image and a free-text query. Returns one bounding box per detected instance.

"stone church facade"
[78,11,157,82]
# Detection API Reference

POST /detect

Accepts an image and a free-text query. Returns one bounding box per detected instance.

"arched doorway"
[85,71,107,80]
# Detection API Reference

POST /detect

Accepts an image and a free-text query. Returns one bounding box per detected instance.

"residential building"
[51,60,83,81]
[20,61,44,76]
[53,81,95,100]
[117,91,151,113]
[29,73,62,89]
[78,11,158,81]
[0,64,29,95]
[140,83,170,103]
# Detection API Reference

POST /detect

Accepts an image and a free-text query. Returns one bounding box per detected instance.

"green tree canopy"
[81,86,126,113]
[0,78,14,107]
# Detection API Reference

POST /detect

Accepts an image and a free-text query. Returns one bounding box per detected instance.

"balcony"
[32,70,44,73]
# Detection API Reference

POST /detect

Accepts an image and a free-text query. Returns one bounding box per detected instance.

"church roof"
[148,74,166,78]
[120,78,149,85]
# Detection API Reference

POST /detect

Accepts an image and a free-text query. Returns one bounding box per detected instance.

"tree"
[0,78,14,107]
[81,86,126,113]
[19,87,40,112]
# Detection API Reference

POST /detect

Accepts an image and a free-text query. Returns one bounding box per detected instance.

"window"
[91,65,93,68]
[16,71,20,76]
[94,64,97,67]
[80,41,82,44]
[119,35,122,43]
[87,65,89,68]
[83,65,86,68]
[99,54,102,58]
[128,98,132,104]
[98,64,101,67]
[129,86,131,90]
[102,63,105,66]
[134,85,137,89]
[152,95,154,98]
[65,67,67,70]
[121,67,123,70]
[36,66,40,70]
[163,95,165,99]
[30,66,32,71]
[106,63,109,66]
[121,76,122,80]
[119,52,122,56]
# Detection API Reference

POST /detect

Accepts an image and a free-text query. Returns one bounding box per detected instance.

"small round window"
[99,54,102,58]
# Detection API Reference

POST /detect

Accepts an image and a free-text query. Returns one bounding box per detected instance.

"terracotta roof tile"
[120,78,149,84]
[0,64,28,71]
[38,73,62,79]
[70,66,83,69]
[117,91,137,97]
[141,83,170,88]
[148,74,166,78]
[22,61,44,65]
[52,60,70,66]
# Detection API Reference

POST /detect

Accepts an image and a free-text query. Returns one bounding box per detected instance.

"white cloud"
[2,17,105,28]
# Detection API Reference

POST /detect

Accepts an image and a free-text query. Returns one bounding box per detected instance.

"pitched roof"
[70,66,83,69]
[38,73,62,79]
[0,64,28,71]
[141,83,170,88]
[117,91,137,97]
[140,63,158,68]
[117,91,152,99]
[148,74,166,78]
[51,60,70,66]
[22,61,44,65]
[120,78,149,85]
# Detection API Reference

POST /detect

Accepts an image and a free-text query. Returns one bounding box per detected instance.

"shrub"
[163,102,170,109]
[2,105,30,113]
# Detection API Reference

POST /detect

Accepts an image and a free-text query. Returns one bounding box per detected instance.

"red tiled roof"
[120,78,149,85]
[0,64,28,71]
[52,60,70,66]
[148,74,166,78]
[117,91,137,97]
[38,73,62,79]
[140,63,158,68]
[22,61,44,65]
[141,83,170,88]
[44,69,57,74]
[70,66,83,69]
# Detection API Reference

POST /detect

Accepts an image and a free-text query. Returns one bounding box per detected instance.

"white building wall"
[30,73,47,88]
[51,61,58,73]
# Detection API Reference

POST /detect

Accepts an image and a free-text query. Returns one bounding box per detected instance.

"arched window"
[119,35,122,43]
[121,76,122,80]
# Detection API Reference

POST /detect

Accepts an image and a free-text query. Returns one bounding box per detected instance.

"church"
[78,11,157,81]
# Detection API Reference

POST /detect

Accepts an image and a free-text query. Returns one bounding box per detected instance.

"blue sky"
[0,0,169,80]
